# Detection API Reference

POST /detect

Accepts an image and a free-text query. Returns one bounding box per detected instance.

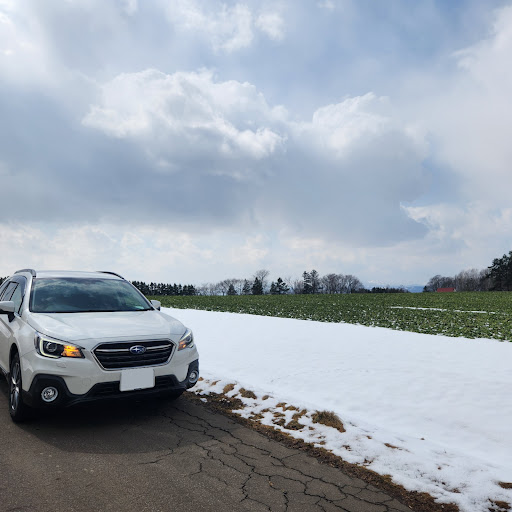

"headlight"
[178,328,194,351]
[35,333,84,359]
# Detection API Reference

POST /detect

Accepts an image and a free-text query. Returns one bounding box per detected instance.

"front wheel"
[9,352,29,422]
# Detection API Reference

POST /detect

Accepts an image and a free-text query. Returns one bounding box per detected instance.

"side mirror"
[0,301,15,314]
[150,300,161,311]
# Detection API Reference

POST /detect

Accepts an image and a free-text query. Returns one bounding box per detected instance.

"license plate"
[120,368,155,392]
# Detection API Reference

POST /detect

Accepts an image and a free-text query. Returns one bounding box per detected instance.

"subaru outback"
[0,269,199,422]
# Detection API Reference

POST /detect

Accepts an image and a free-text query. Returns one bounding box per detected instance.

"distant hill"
[404,285,424,293]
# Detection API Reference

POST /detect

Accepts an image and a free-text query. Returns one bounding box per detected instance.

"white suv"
[0,269,199,422]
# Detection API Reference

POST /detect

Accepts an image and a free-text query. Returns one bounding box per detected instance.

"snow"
[390,306,500,314]
[163,307,512,512]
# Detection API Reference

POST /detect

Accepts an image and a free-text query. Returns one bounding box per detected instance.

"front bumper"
[22,359,199,409]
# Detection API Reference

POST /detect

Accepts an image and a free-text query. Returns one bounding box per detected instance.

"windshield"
[30,278,152,313]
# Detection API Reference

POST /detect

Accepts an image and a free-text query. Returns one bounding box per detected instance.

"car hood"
[27,310,186,346]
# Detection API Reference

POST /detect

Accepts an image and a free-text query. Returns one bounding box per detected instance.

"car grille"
[93,340,175,370]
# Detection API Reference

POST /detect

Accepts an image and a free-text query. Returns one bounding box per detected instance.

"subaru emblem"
[130,345,146,355]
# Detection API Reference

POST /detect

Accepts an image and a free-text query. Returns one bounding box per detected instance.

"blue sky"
[1,0,512,287]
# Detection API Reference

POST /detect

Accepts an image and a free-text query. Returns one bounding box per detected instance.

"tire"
[9,352,28,422]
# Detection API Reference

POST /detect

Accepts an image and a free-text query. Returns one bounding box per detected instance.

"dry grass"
[240,388,257,399]
[499,482,512,489]
[262,395,270,400]
[311,410,345,433]
[223,383,235,394]
[490,500,510,511]
[284,419,305,430]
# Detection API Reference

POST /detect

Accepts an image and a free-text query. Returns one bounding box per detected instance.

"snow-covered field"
[164,307,512,512]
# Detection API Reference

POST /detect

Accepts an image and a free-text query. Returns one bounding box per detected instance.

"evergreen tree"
[488,250,512,291]
[276,277,289,294]
[269,282,278,294]
[310,270,321,293]
[302,271,312,294]
[227,284,237,295]
[242,279,252,295]
[252,277,264,295]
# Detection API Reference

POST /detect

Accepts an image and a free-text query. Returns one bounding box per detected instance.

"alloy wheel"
[10,359,21,413]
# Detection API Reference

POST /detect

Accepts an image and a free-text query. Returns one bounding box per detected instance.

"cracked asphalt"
[0,383,413,512]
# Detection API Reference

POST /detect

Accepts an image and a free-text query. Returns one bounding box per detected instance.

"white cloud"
[255,11,284,41]
[162,0,285,52]
[420,6,512,205]
[297,93,392,156]
[0,4,52,84]
[81,69,428,244]
[82,69,285,163]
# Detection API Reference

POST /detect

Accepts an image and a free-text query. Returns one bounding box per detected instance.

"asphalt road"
[0,380,413,512]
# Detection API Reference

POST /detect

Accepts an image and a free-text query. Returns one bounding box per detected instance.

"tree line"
[154,269,408,297]
[424,249,512,292]
[0,272,405,297]
[131,281,197,296]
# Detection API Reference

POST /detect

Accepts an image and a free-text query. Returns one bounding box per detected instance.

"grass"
[151,292,512,341]
[311,410,346,433]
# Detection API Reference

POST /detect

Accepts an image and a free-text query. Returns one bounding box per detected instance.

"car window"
[0,279,10,300]
[30,278,152,313]
[10,284,23,314]
[1,282,17,301]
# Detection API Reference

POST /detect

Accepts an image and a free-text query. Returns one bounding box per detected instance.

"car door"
[0,277,26,374]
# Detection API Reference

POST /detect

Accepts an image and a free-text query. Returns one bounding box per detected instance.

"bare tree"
[455,268,481,291]
[424,275,455,292]
[344,274,363,293]
[253,269,270,294]
[322,273,340,294]
[232,278,245,295]
[205,282,221,295]
[290,278,304,294]
[195,284,209,296]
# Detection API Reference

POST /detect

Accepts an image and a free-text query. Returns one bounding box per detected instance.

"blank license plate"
[120,368,155,392]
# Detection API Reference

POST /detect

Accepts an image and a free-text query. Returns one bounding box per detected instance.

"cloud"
[419,5,512,205]
[80,69,428,244]
[2,0,511,284]
[255,11,284,41]
[399,5,512,267]
[162,0,285,53]
[82,69,285,160]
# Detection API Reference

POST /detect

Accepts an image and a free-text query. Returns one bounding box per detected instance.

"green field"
[151,292,512,341]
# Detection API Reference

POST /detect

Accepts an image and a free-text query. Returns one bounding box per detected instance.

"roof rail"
[15,269,36,277]
[97,271,126,280]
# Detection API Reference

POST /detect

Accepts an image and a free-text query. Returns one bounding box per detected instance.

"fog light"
[41,386,59,403]
[188,370,199,384]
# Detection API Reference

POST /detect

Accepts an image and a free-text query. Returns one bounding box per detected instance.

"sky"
[1,0,512,287]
